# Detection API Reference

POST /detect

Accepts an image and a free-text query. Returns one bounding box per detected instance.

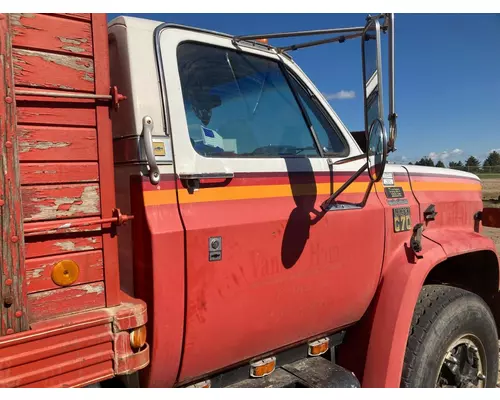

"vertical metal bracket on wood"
[0,14,29,335]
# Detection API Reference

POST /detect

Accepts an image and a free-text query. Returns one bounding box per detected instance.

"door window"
[176,42,347,158]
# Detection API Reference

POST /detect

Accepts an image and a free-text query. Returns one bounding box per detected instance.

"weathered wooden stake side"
[0,13,149,387]
[1,12,500,388]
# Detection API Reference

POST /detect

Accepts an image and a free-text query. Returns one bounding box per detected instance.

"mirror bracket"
[320,162,368,211]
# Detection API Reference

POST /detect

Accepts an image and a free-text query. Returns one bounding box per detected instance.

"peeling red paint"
[18,126,98,161]
[12,48,94,92]
[25,235,102,259]
[10,14,92,57]
[26,250,104,293]
[28,281,105,322]
[1,12,29,335]
[0,12,149,386]
[21,162,99,185]
[22,184,101,221]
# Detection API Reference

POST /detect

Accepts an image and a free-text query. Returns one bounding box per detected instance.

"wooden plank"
[18,126,97,161]
[92,14,121,308]
[22,183,101,222]
[16,103,96,127]
[28,282,105,322]
[26,234,103,259]
[26,250,104,294]
[0,13,29,335]
[20,162,99,185]
[12,48,94,92]
[11,14,93,57]
[50,14,92,22]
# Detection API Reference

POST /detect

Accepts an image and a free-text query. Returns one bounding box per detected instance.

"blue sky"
[107,13,500,165]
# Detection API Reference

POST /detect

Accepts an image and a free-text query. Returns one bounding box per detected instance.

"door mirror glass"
[362,18,384,144]
[367,118,387,182]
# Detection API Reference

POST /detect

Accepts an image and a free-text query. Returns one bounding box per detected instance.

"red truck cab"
[108,14,500,389]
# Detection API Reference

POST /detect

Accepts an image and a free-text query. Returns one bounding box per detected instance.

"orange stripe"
[143,180,480,206]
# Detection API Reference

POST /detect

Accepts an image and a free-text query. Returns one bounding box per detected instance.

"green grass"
[476,173,500,179]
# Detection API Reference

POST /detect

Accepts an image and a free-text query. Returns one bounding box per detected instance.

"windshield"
[176,42,347,158]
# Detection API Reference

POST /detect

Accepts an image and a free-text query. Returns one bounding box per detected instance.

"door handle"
[142,116,160,185]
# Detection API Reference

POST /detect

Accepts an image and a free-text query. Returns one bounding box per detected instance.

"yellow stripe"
[144,180,480,206]
[411,181,481,192]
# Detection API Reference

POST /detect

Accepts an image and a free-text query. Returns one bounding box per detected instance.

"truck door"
[156,27,385,382]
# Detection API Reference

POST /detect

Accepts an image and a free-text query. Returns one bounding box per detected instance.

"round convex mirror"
[367,118,388,182]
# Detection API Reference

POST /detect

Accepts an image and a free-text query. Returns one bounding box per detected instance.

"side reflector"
[51,260,79,287]
[250,356,276,378]
[130,325,147,350]
[187,380,211,388]
[308,337,330,356]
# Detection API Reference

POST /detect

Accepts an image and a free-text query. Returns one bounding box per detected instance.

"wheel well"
[424,250,500,330]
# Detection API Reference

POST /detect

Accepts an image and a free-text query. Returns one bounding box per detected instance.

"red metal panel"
[0,13,29,335]
[0,323,111,369]
[18,126,98,162]
[26,250,104,293]
[20,162,99,185]
[21,183,101,222]
[21,360,114,388]
[170,170,384,384]
[131,176,185,388]
[91,14,120,308]
[17,103,96,127]
[25,234,103,259]
[0,340,112,387]
[12,48,94,92]
[11,14,93,57]
[28,281,105,322]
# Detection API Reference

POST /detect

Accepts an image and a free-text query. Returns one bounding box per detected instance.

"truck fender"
[362,230,499,388]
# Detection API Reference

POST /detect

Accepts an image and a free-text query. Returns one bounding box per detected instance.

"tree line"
[410,150,500,171]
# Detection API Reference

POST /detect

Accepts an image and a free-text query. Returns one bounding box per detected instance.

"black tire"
[401,285,498,388]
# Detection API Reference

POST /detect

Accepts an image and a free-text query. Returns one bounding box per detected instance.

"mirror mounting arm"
[321,162,368,211]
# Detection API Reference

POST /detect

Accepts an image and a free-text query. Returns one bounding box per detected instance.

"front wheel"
[401,285,498,388]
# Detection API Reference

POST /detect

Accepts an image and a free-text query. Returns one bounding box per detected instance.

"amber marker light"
[51,260,80,287]
[250,356,276,378]
[308,338,330,356]
[256,38,269,44]
[130,325,147,350]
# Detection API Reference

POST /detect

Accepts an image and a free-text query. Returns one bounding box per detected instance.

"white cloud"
[428,148,463,163]
[387,154,409,164]
[323,90,356,100]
